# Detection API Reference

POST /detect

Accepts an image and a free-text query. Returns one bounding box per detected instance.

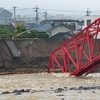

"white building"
[83,15,100,38]
[83,15,100,29]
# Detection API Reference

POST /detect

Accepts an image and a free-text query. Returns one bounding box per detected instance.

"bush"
[38,33,49,38]
[17,31,49,39]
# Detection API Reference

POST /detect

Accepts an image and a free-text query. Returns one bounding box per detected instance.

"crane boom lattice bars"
[47,18,100,76]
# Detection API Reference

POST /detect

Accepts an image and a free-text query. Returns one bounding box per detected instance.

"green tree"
[0,25,14,37]
[16,25,26,33]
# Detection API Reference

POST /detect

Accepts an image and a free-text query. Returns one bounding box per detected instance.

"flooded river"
[0,72,100,100]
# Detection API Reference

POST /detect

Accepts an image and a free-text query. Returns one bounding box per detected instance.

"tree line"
[0,25,49,39]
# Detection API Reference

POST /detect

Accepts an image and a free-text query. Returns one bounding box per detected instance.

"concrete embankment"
[0,38,100,74]
[0,39,66,73]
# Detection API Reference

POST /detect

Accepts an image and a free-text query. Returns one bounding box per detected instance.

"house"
[46,23,74,37]
[49,31,74,39]
[0,8,12,24]
[33,23,74,37]
[41,19,79,31]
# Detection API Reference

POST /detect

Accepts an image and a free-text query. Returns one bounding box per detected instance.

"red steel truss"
[47,18,100,76]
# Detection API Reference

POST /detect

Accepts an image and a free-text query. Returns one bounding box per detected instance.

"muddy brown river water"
[0,72,100,100]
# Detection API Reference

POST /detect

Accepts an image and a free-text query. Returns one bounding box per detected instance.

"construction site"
[0,18,100,100]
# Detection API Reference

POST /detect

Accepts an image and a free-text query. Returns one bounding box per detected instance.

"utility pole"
[13,6,17,26]
[44,11,48,19]
[13,6,17,39]
[86,8,92,16]
[34,6,39,26]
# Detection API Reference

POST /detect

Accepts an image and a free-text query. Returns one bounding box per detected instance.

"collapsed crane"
[47,18,100,76]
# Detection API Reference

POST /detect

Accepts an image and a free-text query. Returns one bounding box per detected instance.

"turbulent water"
[0,72,100,100]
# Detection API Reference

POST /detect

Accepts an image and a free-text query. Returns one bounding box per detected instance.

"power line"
[16,8,33,10]
[9,7,85,13]
[39,8,85,13]
[7,7,100,19]
[7,7,100,13]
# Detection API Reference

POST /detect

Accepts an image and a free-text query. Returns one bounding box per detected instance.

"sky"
[1,0,100,16]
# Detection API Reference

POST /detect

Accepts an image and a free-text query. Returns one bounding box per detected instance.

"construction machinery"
[47,18,100,76]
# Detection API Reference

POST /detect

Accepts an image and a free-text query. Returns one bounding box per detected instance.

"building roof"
[50,31,74,39]
[33,23,74,33]
[41,19,79,23]
[0,8,12,17]
[46,23,74,32]
[11,21,27,27]
[33,23,58,32]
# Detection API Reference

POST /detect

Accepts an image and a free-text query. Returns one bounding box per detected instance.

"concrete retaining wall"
[0,39,66,69]
[0,38,100,73]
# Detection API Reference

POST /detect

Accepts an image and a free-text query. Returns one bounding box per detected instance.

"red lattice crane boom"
[47,18,100,76]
